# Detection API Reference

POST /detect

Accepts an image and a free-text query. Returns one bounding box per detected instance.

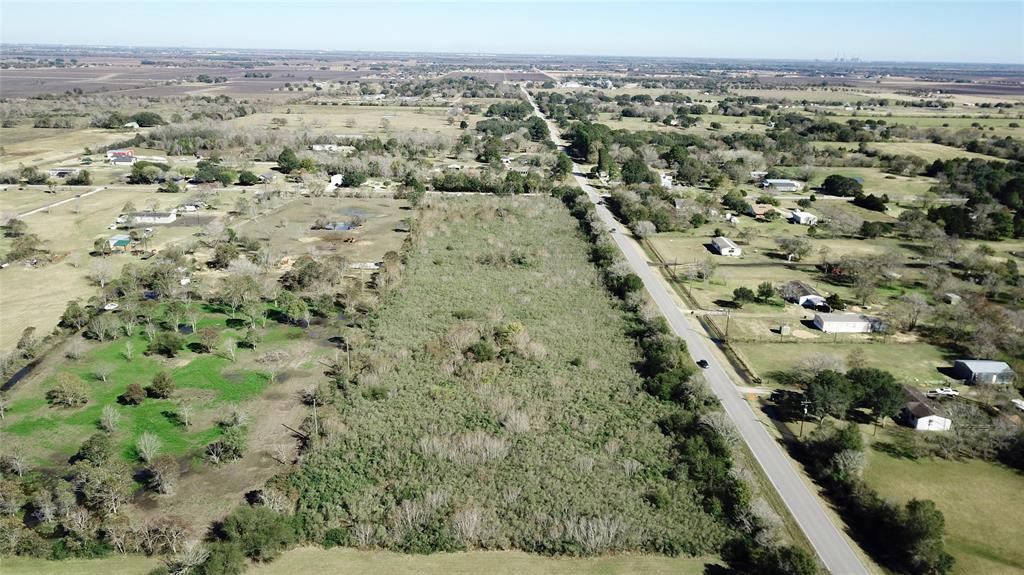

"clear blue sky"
[2,1,1022,64]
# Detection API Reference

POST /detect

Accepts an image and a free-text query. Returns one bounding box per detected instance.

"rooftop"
[955,359,1013,373]
[814,312,873,323]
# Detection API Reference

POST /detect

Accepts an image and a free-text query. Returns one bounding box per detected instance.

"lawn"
[738,340,954,386]
[863,448,1024,575]
[0,306,277,466]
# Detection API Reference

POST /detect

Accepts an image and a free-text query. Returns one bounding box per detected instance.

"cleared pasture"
[0,185,205,349]
[230,104,486,137]
[813,140,1005,162]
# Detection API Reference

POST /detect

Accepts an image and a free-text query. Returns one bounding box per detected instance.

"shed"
[952,360,1016,385]
[942,293,962,305]
[812,312,880,334]
[902,387,952,431]
[107,234,131,250]
[790,209,818,226]
[258,172,278,183]
[711,236,741,257]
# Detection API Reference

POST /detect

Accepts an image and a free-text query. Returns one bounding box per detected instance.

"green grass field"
[738,341,955,386]
[0,306,284,465]
[864,448,1024,575]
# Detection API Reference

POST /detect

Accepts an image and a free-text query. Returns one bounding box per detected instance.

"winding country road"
[524,88,870,575]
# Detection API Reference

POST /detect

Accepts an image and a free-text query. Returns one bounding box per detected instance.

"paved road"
[523,89,869,575]
[18,186,107,218]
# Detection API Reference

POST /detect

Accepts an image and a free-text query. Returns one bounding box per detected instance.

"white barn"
[711,236,742,257]
[763,179,803,192]
[812,312,879,334]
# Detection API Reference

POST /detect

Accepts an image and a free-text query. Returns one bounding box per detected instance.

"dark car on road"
[696,359,709,369]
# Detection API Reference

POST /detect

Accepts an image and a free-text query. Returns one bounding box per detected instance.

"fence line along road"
[522,87,870,575]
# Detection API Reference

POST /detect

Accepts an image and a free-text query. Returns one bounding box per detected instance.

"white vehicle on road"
[1011,398,1024,412]
[926,387,960,398]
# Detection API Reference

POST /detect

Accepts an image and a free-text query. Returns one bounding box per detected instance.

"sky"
[1,1,1022,64]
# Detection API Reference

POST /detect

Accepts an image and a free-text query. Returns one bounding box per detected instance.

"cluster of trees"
[431,170,549,195]
[91,111,165,129]
[818,174,888,212]
[926,158,1023,238]
[732,282,776,307]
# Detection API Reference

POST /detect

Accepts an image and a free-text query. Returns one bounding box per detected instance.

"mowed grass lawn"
[0,308,283,465]
[864,450,1024,575]
[1,548,716,575]
[739,341,954,385]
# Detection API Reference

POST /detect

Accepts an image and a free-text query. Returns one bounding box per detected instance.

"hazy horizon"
[2,1,1022,65]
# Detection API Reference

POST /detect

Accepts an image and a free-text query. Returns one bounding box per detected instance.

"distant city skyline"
[1,1,1022,65]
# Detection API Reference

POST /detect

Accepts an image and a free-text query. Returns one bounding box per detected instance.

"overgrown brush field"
[280,197,732,555]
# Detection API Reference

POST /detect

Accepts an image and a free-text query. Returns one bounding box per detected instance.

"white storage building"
[711,236,742,256]
[812,312,880,334]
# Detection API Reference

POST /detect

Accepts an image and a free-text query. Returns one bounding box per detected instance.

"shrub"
[151,331,185,357]
[148,371,175,399]
[47,374,89,407]
[120,383,146,405]
[217,506,296,563]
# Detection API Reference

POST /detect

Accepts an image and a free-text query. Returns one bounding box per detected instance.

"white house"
[905,402,952,431]
[310,144,340,152]
[903,388,952,431]
[762,179,803,193]
[329,174,345,187]
[659,172,674,188]
[790,209,818,226]
[258,172,278,184]
[749,171,768,181]
[812,312,880,333]
[711,236,742,257]
[129,211,177,225]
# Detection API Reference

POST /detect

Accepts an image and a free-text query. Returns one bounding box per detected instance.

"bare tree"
[165,539,208,574]
[89,259,115,288]
[101,405,121,432]
[889,293,930,332]
[137,432,161,463]
[177,403,194,428]
[93,362,115,383]
[122,340,135,361]
[64,338,86,360]
[221,337,237,361]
